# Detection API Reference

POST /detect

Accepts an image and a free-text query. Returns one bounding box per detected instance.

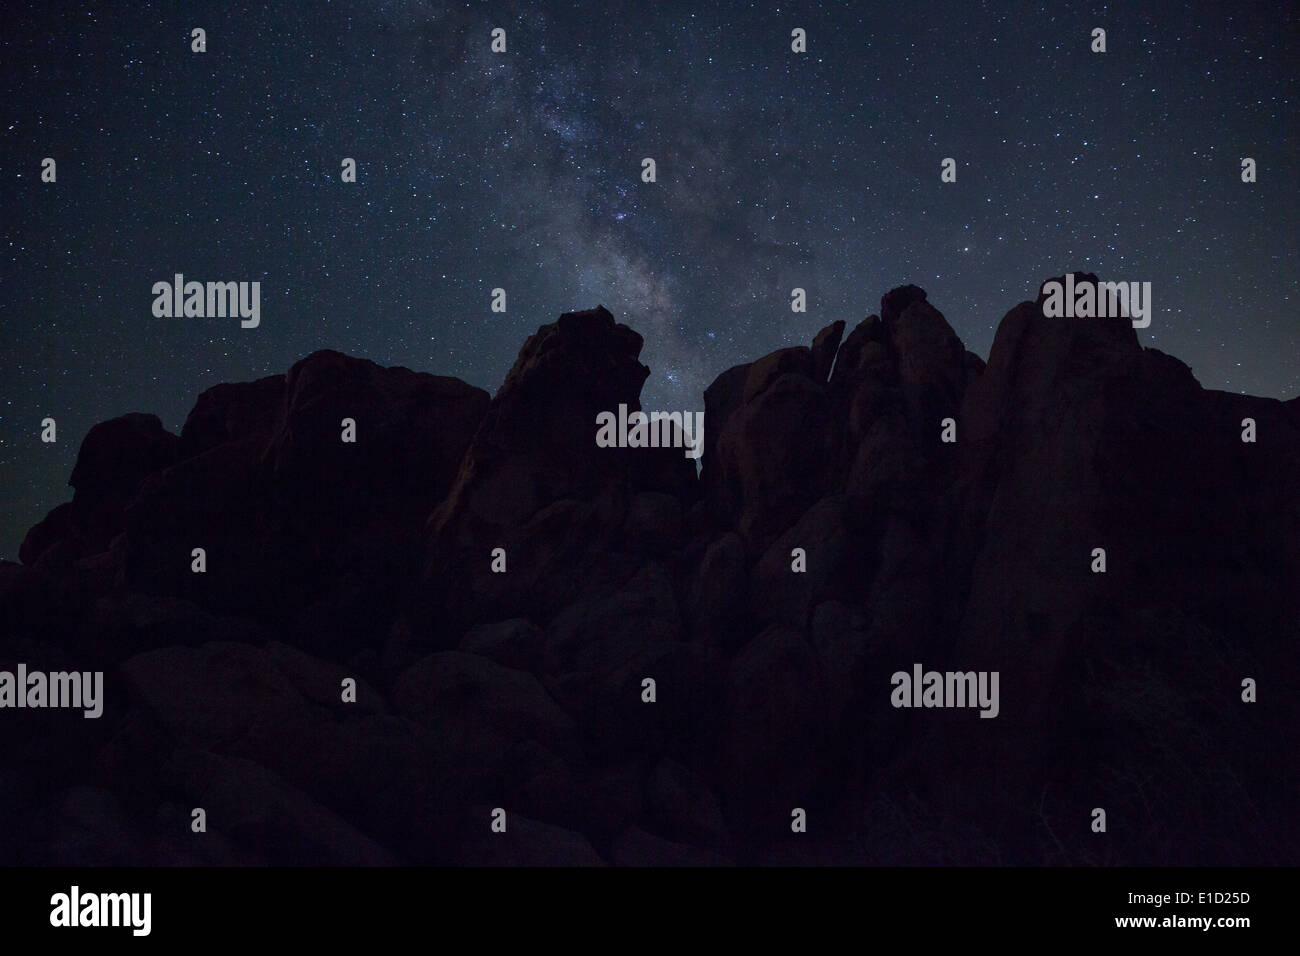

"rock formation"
[4,282,1297,866]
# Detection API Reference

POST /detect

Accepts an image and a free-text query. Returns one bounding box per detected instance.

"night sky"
[2,1,1296,559]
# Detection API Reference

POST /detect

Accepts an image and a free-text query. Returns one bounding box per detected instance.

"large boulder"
[421,307,695,639]
[22,414,179,566]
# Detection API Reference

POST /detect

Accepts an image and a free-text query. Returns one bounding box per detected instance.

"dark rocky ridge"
[3,287,1297,866]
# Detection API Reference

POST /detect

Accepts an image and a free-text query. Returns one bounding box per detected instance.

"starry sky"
[1,0,1296,559]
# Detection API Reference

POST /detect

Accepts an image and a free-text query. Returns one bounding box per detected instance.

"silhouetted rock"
[69,414,178,520]
[645,757,731,851]
[459,617,545,671]
[7,280,1299,867]
[178,374,285,461]
[723,625,835,827]
[610,825,731,866]
[18,502,77,568]
[811,320,845,382]
[420,306,695,640]
[20,414,178,566]
[393,650,575,756]
[459,811,605,866]
[266,350,487,528]
[685,531,747,648]
[880,283,928,326]
[707,336,835,551]
[115,353,489,658]
[166,748,398,866]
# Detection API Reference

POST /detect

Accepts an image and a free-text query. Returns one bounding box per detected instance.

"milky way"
[1,0,1295,557]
